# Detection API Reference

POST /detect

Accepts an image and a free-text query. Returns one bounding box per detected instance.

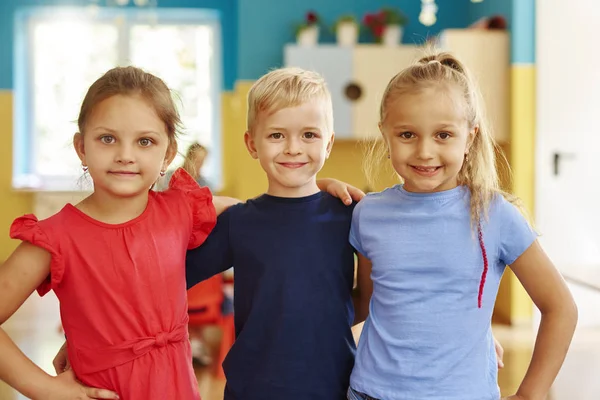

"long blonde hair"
[367,51,520,227]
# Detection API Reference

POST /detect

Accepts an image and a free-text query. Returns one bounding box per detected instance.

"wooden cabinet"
[284,30,509,142]
[284,44,419,139]
[438,29,510,143]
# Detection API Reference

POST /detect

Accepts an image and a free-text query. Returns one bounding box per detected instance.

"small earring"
[160,170,166,177]
[387,154,391,159]
[465,153,469,162]
[82,164,88,173]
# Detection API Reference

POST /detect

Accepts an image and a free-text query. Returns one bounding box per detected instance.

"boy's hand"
[317,178,365,205]
[50,369,119,399]
[53,340,70,374]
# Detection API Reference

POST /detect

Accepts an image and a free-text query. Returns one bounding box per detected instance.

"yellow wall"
[0,92,34,261]
[493,66,536,325]
[505,66,537,323]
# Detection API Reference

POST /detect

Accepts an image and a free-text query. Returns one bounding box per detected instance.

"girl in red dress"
[0,66,236,400]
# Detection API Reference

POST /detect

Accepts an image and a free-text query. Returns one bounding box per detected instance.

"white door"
[536,0,600,290]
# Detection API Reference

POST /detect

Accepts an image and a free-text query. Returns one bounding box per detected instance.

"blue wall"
[0,0,237,90]
[237,0,471,80]
[469,0,513,28]
[511,0,534,64]
[3,0,520,90]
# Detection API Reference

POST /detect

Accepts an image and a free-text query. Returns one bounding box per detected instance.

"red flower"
[363,13,374,26]
[306,11,318,24]
[373,24,385,38]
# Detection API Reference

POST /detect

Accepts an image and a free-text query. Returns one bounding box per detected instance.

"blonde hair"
[182,142,207,181]
[368,51,521,227]
[246,67,333,134]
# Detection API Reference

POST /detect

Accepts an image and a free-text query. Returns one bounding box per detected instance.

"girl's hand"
[316,178,366,205]
[49,369,119,399]
[212,196,242,216]
[52,340,70,374]
[494,335,505,369]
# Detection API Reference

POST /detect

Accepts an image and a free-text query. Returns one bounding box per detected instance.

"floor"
[1,292,598,400]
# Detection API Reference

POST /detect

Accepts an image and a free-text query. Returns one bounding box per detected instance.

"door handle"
[553,152,576,176]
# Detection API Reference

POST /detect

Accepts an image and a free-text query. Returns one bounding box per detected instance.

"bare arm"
[0,242,118,400]
[507,240,577,400]
[352,253,373,326]
[212,196,242,216]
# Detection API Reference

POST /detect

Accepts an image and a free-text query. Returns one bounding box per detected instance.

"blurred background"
[0,0,598,398]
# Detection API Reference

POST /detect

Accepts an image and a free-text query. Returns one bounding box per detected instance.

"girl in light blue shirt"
[347,53,577,400]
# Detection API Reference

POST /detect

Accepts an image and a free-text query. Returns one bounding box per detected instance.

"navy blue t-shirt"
[186,192,356,400]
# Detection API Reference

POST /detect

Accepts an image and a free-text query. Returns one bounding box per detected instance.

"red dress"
[10,169,216,400]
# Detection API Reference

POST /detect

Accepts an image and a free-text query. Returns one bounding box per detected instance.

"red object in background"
[468,15,507,30]
[187,274,235,380]
[306,11,318,24]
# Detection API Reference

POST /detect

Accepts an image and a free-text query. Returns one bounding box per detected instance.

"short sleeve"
[9,215,63,296]
[349,200,366,255]
[169,168,217,249]
[497,197,538,265]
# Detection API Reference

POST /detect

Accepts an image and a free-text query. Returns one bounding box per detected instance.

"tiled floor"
[1,293,598,399]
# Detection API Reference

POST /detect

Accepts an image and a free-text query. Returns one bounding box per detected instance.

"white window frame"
[13,6,223,192]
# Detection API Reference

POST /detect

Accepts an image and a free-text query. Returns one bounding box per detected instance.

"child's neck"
[266,180,320,198]
[76,189,150,225]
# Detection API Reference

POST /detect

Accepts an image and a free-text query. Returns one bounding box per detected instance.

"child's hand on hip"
[49,369,119,399]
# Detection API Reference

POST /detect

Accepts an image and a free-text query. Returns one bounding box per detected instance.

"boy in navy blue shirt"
[185,68,373,400]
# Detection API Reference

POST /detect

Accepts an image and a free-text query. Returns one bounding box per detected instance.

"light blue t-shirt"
[349,185,536,400]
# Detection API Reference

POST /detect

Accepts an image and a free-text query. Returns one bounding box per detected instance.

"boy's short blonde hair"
[246,67,333,134]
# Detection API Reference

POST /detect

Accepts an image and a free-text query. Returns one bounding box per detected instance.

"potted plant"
[333,14,359,46]
[363,7,408,46]
[295,10,320,46]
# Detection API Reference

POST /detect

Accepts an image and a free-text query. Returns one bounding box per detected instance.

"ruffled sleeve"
[10,214,64,296]
[168,168,217,249]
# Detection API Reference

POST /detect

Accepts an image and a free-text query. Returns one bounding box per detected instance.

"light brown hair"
[78,66,181,145]
[182,142,207,181]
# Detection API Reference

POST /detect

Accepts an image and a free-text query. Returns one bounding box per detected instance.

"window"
[13,7,222,191]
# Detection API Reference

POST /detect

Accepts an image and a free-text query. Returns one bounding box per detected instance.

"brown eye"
[100,135,115,144]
